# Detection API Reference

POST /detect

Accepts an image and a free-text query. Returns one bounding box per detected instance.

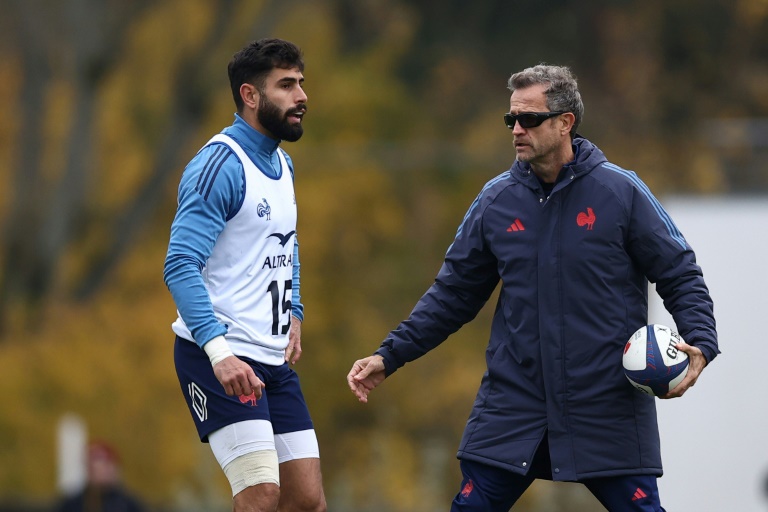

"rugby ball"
[623,324,689,396]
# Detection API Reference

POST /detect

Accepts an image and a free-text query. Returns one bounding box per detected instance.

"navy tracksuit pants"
[451,436,665,511]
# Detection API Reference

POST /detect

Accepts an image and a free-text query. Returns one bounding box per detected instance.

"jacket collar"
[510,135,607,192]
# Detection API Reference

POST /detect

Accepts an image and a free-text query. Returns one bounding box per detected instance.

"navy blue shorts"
[451,436,666,511]
[174,336,314,442]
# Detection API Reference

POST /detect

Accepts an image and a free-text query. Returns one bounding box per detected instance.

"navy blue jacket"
[375,137,718,481]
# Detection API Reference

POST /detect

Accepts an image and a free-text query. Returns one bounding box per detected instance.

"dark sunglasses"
[504,111,567,129]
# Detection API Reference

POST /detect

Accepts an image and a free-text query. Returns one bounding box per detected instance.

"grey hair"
[507,64,584,136]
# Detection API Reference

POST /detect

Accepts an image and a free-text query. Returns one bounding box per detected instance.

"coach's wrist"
[203,335,234,366]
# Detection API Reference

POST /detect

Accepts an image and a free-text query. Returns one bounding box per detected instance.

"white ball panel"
[622,328,649,371]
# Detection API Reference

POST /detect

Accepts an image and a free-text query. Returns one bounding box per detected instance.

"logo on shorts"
[239,392,258,407]
[461,479,474,498]
[188,382,208,422]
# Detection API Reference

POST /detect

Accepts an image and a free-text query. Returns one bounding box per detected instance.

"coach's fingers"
[355,356,384,381]
[347,356,387,403]
[346,363,364,390]
[661,343,706,399]
[661,377,691,399]
[346,362,371,401]
[676,342,707,372]
[350,379,371,403]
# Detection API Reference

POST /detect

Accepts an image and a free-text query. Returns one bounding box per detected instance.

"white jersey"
[172,134,297,365]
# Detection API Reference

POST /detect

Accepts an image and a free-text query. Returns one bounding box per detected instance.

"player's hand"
[347,355,386,403]
[285,315,302,365]
[661,341,706,399]
[213,356,265,399]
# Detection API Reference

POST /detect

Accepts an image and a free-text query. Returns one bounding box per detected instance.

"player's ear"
[240,83,259,110]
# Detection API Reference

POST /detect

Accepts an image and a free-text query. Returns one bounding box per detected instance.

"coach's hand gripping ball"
[622,324,689,397]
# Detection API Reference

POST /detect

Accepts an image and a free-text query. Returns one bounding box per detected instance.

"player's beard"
[258,95,305,142]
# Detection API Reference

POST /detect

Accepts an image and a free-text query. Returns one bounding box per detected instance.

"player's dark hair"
[507,64,584,137]
[228,38,305,112]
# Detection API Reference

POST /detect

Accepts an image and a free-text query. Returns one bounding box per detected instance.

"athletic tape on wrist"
[204,335,234,367]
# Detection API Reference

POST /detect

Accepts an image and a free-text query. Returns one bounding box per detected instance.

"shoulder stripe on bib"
[197,145,234,201]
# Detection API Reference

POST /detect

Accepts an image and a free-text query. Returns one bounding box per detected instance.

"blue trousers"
[451,438,665,511]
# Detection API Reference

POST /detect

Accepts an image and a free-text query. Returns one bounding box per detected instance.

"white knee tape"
[222,450,280,497]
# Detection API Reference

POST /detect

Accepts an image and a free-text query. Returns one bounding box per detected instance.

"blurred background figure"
[54,442,146,512]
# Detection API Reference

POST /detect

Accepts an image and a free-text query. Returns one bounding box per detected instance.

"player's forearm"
[291,236,304,322]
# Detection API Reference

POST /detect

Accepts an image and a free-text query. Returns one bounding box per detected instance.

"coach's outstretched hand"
[347,355,386,403]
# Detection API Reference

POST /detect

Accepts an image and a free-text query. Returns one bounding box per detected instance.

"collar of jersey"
[224,114,283,178]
